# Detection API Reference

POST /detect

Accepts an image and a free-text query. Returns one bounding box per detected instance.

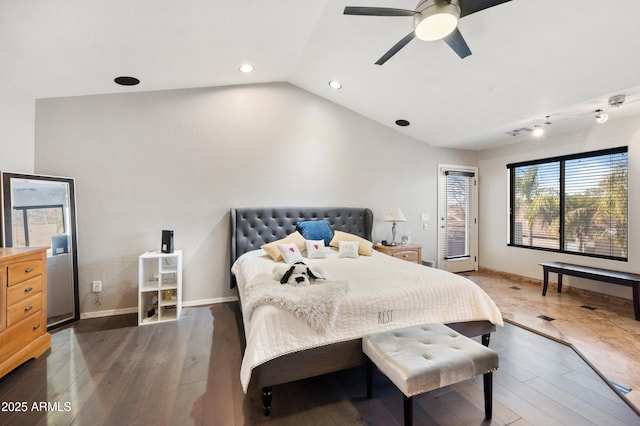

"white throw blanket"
[242,274,349,333]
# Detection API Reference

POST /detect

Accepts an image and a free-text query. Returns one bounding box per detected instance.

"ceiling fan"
[344,0,512,65]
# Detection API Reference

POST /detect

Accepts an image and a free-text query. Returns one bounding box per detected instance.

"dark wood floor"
[0,303,638,425]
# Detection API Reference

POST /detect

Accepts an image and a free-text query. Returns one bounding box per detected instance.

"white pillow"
[329,230,373,255]
[277,242,303,264]
[337,240,359,258]
[305,239,326,259]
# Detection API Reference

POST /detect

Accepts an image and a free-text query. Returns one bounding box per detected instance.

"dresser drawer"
[8,259,43,286]
[0,312,44,363]
[7,293,42,328]
[7,276,42,305]
[392,250,419,263]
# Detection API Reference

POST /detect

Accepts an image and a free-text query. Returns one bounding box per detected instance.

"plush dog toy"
[273,262,325,287]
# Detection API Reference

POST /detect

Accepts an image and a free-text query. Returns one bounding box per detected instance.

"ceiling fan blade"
[459,0,512,18]
[443,28,472,58]
[375,32,416,65]
[343,6,416,16]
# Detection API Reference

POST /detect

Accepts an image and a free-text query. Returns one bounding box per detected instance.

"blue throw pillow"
[296,220,333,245]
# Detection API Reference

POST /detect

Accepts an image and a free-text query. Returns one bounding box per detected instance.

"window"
[443,171,474,260]
[508,147,628,260]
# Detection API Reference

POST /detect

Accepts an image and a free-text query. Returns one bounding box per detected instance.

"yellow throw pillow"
[329,230,373,256]
[262,231,306,261]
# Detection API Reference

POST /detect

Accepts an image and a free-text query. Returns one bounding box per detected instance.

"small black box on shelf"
[161,230,174,253]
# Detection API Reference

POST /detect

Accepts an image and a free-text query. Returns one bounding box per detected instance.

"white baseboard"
[183,296,238,307]
[81,307,138,319]
[80,296,239,319]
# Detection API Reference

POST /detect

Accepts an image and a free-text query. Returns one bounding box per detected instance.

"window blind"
[444,171,474,260]
[508,147,628,260]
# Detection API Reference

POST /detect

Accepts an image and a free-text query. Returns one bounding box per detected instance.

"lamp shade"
[384,207,407,222]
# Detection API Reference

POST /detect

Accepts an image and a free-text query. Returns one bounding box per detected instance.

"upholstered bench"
[363,323,499,426]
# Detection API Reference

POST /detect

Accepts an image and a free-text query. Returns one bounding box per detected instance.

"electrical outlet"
[92,280,102,293]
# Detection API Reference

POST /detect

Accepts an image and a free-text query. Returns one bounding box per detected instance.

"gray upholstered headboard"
[230,207,373,287]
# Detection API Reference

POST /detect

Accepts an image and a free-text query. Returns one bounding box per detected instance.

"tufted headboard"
[230,207,373,287]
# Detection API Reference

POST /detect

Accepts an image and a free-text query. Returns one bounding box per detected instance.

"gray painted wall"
[0,80,35,173]
[35,82,477,315]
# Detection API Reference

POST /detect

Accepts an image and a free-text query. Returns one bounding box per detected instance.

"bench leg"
[542,267,549,296]
[366,358,373,399]
[483,372,493,420]
[557,273,563,293]
[404,395,413,426]
[633,283,639,321]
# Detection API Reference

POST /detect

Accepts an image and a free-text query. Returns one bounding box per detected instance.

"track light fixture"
[594,109,608,124]
[592,94,624,124]
[532,126,544,137]
[608,94,625,108]
[533,115,551,137]
[506,115,551,138]
[505,93,631,139]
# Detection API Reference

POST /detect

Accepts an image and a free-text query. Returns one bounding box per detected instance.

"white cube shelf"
[138,250,182,325]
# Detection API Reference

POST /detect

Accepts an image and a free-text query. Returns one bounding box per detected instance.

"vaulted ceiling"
[2,0,640,150]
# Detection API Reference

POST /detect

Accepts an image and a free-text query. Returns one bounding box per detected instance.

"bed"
[230,206,503,415]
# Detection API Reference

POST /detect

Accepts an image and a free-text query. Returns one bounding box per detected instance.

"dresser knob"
[26,267,34,273]
[25,305,33,312]
[25,287,33,293]
[33,323,41,330]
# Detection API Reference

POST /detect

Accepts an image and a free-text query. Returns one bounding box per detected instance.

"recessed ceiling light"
[395,119,410,127]
[114,76,140,86]
[239,64,254,73]
[328,80,342,90]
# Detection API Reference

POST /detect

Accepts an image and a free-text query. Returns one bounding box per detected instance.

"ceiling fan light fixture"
[414,0,460,41]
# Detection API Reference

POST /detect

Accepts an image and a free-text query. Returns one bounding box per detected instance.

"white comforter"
[231,248,503,392]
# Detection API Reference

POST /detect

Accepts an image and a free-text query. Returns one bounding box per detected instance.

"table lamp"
[384,207,407,246]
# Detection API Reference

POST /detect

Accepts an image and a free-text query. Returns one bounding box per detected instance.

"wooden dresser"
[374,243,423,265]
[0,247,51,378]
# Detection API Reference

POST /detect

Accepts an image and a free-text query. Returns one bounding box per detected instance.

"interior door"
[437,164,478,272]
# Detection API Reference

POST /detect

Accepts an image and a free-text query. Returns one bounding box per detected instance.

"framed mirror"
[1,172,79,330]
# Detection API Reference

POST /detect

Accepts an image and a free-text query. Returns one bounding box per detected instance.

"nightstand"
[374,243,422,265]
